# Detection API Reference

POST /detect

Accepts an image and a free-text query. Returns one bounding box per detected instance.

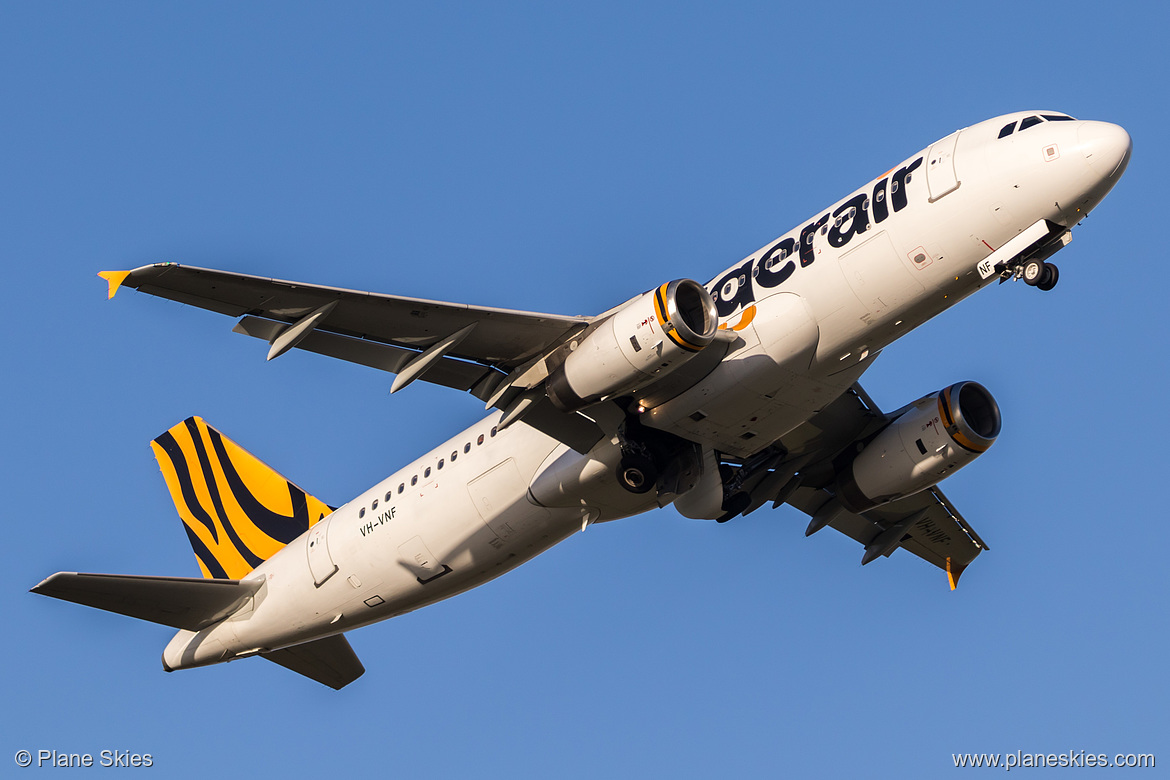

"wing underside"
[105,263,608,451]
[784,484,986,587]
[728,384,987,587]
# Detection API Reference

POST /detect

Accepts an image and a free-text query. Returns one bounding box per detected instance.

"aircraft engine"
[546,279,719,413]
[836,382,1001,512]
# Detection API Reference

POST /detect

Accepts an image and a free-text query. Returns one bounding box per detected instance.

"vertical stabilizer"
[151,417,334,579]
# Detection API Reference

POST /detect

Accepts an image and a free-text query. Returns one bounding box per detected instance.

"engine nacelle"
[836,381,1001,513]
[546,279,719,412]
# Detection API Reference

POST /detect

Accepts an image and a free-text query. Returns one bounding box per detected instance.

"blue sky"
[4,2,1165,777]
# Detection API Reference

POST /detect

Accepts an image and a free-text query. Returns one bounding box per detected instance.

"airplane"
[33,111,1131,689]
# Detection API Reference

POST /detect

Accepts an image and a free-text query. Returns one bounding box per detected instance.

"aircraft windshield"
[998,113,1077,139]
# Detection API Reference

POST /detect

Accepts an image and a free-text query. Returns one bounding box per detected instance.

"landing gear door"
[926,131,961,201]
[306,516,338,587]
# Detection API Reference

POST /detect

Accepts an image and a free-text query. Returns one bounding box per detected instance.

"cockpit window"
[1000,113,1077,140]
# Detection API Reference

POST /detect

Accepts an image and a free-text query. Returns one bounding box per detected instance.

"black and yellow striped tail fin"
[150,417,334,580]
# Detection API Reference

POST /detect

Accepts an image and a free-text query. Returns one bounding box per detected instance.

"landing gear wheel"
[1037,262,1059,291]
[617,456,657,494]
[1022,258,1047,286]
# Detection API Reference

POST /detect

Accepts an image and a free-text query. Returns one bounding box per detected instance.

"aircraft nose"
[1078,121,1131,181]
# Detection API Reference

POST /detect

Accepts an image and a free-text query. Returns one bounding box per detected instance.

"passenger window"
[397,483,404,494]
[372,499,378,510]
[424,467,432,478]
[1020,115,1042,131]
[437,459,444,470]
[359,508,366,519]
[411,475,418,486]
[385,491,392,502]
[491,427,498,437]
[464,443,471,453]
[451,450,457,461]
[477,434,485,445]
[998,122,1016,138]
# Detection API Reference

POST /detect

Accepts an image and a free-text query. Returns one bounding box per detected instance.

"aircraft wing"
[101,264,606,451]
[743,383,987,587]
[784,484,987,588]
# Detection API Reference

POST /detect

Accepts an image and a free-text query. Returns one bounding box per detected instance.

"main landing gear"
[1021,258,1059,291]
[617,451,657,494]
[614,409,687,496]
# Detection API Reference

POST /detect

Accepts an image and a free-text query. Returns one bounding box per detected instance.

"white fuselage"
[164,112,1130,671]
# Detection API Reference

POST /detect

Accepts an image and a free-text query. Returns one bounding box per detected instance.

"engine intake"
[938,381,1000,453]
[836,381,1001,512]
[547,279,719,412]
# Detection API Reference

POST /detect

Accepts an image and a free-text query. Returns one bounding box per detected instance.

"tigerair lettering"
[710,157,924,318]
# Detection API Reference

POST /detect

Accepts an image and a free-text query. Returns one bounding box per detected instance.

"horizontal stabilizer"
[31,572,261,631]
[262,634,365,690]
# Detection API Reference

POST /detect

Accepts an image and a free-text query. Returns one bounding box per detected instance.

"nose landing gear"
[1021,258,1059,291]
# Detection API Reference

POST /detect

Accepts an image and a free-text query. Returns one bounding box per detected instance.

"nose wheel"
[1021,258,1059,291]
